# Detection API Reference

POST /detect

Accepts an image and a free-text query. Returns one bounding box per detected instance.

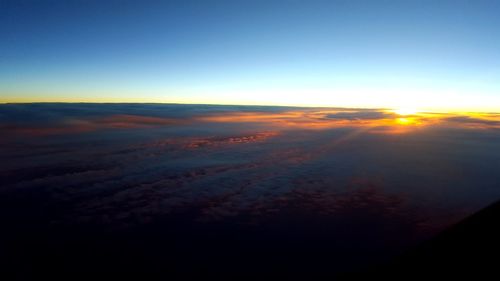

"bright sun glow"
[393,108,419,116]
[396,117,413,125]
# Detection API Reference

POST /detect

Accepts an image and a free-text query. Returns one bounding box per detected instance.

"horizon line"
[2,101,500,114]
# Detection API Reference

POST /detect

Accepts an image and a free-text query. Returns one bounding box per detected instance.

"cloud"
[1,103,499,231]
[323,110,394,120]
[444,116,500,127]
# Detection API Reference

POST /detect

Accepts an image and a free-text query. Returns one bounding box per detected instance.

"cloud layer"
[1,103,500,273]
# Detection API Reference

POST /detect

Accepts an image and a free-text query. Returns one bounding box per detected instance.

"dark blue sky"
[1,0,500,111]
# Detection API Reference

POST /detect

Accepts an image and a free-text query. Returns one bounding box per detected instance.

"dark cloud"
[0,103,296,125]
[323,110,394,120]
[444,116,500,126]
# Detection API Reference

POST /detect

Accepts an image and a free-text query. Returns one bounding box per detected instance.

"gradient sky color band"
[1,0,499,112]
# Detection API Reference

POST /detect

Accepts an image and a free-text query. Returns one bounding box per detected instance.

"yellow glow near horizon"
[396,117,413,125]
[1,88,499,114]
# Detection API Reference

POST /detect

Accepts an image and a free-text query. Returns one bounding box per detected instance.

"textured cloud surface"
[1,104,500,275]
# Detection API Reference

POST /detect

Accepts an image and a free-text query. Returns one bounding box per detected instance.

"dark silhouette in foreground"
[2,198,500,280]
[366,199,500,279]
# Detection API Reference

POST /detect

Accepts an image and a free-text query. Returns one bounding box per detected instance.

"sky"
[1,0,500,111]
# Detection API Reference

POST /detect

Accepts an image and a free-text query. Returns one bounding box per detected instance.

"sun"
[393,108,419,116]
[396,117,413,125]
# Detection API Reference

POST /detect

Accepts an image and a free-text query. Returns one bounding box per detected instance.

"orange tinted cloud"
[184,132,279,149]
[97,114,184,128]
[197,110,437,132]
[197,110,500,133]
[3,109,499,138]
[1,114,187,137]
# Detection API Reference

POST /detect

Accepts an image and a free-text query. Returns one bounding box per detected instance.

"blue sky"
[1,0,500,111]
